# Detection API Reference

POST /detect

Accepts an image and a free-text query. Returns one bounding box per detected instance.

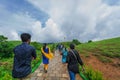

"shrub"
[0,37,13,59]
[2,73,12,80]
[88,40,92,43]
[0,35,8,42]
[31,42,42,50]
[51,44,56,52]
[79,65,104,80]
[72,39,81,45]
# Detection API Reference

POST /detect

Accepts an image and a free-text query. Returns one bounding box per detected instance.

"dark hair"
[65,47,67,51]
[43,43,47,50]
[70,44,75,49]
[20,33,31,42]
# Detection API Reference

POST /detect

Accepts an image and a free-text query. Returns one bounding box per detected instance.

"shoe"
[44,70,47,73]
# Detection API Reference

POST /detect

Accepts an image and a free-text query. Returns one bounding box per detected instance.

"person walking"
[41,43,53,73]
[67,44,84,80]
[61,47,68,63]
[12,33,37,80]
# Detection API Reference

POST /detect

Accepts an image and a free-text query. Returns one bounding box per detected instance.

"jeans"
[69,71,76,80]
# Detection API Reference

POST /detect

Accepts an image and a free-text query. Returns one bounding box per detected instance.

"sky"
[0,0,120,43]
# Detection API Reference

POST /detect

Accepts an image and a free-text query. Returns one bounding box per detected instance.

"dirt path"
[31,51,82,80]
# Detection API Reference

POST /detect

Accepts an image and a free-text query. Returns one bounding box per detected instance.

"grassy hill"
[76,37,120,80]
[76,37,120,59]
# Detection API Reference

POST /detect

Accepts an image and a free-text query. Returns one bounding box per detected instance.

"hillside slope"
[76,37,120,80]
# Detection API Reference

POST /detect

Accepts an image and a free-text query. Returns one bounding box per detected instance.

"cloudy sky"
[0,0,120,43]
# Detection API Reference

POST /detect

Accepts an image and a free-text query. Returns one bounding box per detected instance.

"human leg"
[68,71,76,80]
[44,64,48,73]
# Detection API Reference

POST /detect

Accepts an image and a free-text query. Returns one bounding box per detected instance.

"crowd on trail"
[56,43,84,80]
[12,33,84,80]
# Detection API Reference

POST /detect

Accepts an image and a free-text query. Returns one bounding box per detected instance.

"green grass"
[79,65,104,80]
[97,56,112,63]
[76,37,120,59]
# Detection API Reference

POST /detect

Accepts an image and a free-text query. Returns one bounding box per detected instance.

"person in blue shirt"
[42,43,49,73]
[61,47,68,63]
[12,33,36,80]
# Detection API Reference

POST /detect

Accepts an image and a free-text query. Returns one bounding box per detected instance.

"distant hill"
[76,37,120,58]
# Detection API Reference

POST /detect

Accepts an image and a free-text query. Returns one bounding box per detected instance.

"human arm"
[75,50,85,71]
[32,47,37,59]
[66,52,70,63]
[75,50,83,65]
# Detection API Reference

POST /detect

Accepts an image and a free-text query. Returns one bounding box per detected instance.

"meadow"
[76,37,120,60]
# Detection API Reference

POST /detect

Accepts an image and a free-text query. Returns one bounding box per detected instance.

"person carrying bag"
[67,44,84,80]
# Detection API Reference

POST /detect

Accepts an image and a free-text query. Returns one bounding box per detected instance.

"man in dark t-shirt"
[12,33,36,80]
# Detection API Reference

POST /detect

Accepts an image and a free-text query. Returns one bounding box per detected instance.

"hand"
[32,57,35,60]
[81,66,85,72]
[82,67,85,72]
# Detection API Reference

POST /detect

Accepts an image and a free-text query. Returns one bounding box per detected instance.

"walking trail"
[31,50,82,80]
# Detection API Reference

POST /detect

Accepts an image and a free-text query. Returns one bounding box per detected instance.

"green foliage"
[0,35,14,59]
[0,35,8,42]
[51,44,56,52]
[2,73,12,80]
[0,59,16,80]
[88,40,92,43]
[80,66,104,80]
[47,43,56,52]
[31,42,42,50]
[97,56,112,63]
[72,39,81,45]
[31,50,42,69]
[61,42,71,48]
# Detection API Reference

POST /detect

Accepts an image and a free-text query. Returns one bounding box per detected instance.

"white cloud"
[0,5,64,42]
[0,17,64,43]
[28,0,120,42]
[31,19,64,42]
[1,0,120,43]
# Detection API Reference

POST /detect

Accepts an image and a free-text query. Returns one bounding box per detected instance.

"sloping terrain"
[77,37,120,80]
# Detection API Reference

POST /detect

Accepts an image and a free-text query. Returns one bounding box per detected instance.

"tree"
[0,35,8,42]
[88,40,92,43]
[0,35,13,59]
[72,39,81,45]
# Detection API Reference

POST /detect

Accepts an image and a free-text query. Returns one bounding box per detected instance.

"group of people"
[58,44,84,80]
[12,33,84,80]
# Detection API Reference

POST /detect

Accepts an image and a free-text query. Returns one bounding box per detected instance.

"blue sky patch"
[0,0,49,26]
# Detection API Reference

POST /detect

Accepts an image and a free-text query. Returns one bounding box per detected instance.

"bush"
[2,73,12,80]
[0,35,8,42]
[0,36,13,59]
[0,63,16,80]
[72,39,81,45]
[88,40,92,43]
[31,42,42,50]
[51,44,56,52]
[79,65,104,80]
